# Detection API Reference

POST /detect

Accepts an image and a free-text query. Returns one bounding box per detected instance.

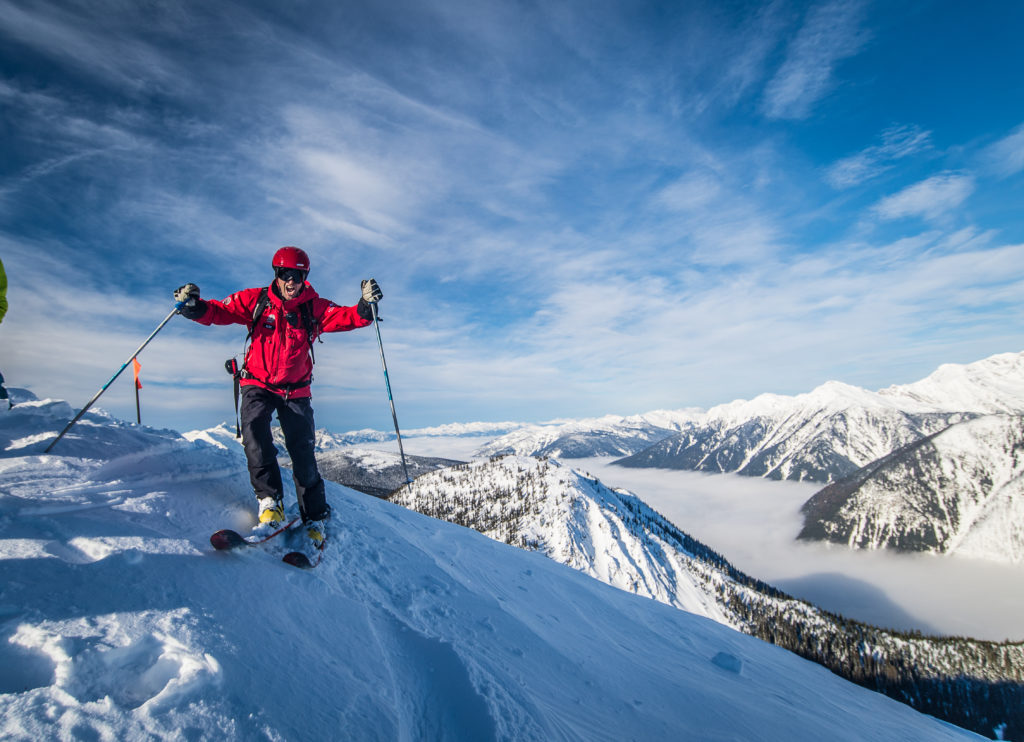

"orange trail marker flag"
[132,358,142,424]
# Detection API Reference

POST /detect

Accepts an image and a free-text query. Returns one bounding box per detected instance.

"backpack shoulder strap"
[299,300,319,338]
[245,287,271,343]
[298,299,321,364]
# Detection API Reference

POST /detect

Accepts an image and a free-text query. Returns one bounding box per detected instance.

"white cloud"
[295,148,409,234]
[762,0,869,120]
[656,172,722,212]
[873,173,975,222]
[983,122,1024,178]
[825,124,931,188]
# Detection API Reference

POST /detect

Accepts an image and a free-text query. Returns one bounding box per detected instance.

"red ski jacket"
[197,282,372,398]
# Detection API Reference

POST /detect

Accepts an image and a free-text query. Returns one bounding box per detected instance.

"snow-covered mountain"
[315,447,462,498]
[616,384,960,482]
[879,351,1024,413]
[183,421,396,450]
[391,455,1024,738]
[3,392,995,741]
[799,414,1024,563]
[394,456,736,625]
[473,411,698,459]
[615,351,1024,482]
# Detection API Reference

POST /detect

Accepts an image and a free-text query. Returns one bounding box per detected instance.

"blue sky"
[1,0,1023,434]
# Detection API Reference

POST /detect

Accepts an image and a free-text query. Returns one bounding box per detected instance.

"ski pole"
[370,301,411,485]
[45,302,184,453]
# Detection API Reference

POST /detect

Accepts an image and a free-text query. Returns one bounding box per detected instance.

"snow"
[880,352,1024,414]
[393,456,738,627]
[0,393,987,741]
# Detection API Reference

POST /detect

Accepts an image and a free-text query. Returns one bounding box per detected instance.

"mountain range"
[476,351,1024,485]
[615,351,1024,481]
[473,413,690,459]
[463,351,1024,563]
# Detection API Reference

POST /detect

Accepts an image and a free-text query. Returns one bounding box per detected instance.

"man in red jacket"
[175,247,382,550]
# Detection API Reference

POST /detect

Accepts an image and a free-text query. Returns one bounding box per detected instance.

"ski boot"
[251,496,286,537]
[305,515,329,550]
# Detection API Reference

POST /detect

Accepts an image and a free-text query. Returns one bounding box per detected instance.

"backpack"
[225,287,322,436]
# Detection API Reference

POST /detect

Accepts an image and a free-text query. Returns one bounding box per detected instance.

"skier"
[175,247,382,551]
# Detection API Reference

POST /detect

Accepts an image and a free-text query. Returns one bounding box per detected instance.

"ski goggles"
[275,267,307,283]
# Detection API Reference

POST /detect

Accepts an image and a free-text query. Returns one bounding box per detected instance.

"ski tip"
[211,529,248,551]
[282,551,314,569]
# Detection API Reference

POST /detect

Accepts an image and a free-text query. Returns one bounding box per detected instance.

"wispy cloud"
[825,125,932,188]
[982,122,1024,178]
[656,172,722,212]
[0,0,181,92]
[762,0,870,120]
[873,173,976,222]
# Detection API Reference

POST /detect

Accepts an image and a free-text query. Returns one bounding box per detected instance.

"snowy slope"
[0,394,991,741]
[391,455,1024,738]
[392,456,736,626]
[799,414,1024,563]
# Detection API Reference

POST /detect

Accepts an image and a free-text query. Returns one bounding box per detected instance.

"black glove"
[174,283,207,320]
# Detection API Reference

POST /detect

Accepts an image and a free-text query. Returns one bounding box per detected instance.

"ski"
[282,539,326,569]
[210,517,299,551]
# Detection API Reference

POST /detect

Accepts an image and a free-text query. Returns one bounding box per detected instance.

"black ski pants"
[239,385,328,522]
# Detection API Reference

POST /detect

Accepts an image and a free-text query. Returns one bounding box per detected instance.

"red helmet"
[272,246,310,273]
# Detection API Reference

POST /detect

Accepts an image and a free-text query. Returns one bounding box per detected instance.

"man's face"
[275,268,306,300]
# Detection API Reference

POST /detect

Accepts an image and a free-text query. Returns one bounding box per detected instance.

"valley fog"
[585,459,1024,643]
[389,437,1024,642]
